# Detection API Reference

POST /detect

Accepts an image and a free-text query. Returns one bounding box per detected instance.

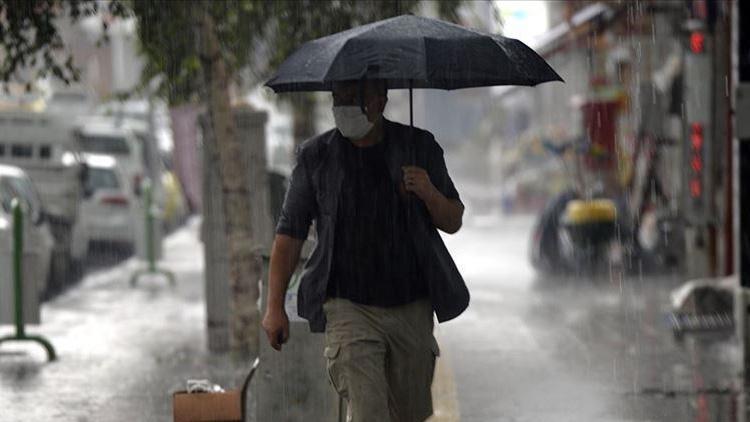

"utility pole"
[734,1,750,420]
[736,0,750,301]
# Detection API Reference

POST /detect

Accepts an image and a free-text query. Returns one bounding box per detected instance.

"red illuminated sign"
[690,32,705,54]
[691,156,703,172]
[691,123,704,148]
[689,122,704,200]
[690,179,702,197]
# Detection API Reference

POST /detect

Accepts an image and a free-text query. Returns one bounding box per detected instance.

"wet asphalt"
[439,213,741,422]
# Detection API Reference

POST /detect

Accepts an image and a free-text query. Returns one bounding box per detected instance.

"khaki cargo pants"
[323,298,440,422]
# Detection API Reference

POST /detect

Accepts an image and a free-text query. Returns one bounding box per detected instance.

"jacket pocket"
[316,190,331,216]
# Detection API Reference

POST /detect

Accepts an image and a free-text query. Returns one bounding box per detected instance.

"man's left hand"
[402,166,437,201]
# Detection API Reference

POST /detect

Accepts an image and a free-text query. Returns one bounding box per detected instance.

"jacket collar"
[325,118,407,182]
[322,119,412,216]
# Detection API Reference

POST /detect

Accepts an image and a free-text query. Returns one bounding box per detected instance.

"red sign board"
[581,100,619,170]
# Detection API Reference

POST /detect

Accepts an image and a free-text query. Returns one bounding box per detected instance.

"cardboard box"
[173,358,259,422]
[173,389,242,422]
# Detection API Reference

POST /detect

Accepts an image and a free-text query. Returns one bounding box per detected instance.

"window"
[78,135,131,155]
[85,167,121,191]
[2,175,42,220]
[39,145,52,159]
[0,180,15,213]
[11,144,33,158]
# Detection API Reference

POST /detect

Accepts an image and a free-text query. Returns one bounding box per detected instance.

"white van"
[0,110,88,287]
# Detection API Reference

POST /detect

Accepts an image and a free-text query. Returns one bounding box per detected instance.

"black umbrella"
[265,14,563,129]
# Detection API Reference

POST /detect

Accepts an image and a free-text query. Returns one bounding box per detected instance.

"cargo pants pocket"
[324,344,347,398]
[428,337,441,385]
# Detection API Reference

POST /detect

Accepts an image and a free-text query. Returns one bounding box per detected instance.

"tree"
[0,0,128,90]
[130,0,465,356]
[0,0,465,356]
[132,0,272,356]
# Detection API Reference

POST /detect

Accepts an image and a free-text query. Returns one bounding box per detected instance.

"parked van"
[0,109,88,289]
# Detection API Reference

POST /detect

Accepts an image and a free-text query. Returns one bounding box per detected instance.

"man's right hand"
[262,306,290,351]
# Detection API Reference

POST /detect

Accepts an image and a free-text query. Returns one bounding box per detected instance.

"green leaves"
[0,0,464,101]
[130,0,465,106]
[130,0,272,104]
[0,0,128,90]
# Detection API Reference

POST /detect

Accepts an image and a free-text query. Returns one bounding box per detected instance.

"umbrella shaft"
[409,82,414,165]
[409,83,413,128]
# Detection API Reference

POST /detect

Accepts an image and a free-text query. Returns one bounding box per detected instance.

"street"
[439,213,740,421]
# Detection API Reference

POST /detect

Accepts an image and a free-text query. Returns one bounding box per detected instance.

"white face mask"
[332,105,374,140]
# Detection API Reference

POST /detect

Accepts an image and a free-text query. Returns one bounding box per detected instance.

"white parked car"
[74,154,137,252]
[0,165,55,298]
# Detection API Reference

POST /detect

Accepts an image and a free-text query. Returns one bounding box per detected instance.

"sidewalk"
[0,217,461,422]
[0,217,252,421]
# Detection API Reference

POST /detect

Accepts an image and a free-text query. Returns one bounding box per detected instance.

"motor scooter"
[529,139,621,276]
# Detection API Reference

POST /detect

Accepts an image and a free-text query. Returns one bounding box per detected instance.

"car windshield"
[79,135,131,155]
[85,167,120,191]
[0,175,42,216]
[0,180,16,213]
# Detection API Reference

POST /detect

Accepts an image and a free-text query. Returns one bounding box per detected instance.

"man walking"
[262,79,469,422]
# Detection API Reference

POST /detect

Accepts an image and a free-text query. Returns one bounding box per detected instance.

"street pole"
[734,1,750,420]
[737,0,750,296]
[0,199,56,361]
[130,180,175,286]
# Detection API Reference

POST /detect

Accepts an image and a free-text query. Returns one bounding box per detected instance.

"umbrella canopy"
[265,14,563,93]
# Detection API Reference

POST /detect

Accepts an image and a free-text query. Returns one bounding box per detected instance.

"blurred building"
[487,1,735,279]
[57,15,144,99]
[487,1,690,214]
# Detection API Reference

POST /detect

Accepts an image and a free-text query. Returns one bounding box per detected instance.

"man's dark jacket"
[276,118,470,332]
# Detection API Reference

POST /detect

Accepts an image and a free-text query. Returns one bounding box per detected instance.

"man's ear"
[377,95,387,114]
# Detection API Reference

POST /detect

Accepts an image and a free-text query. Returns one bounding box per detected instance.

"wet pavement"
[0,218,253,421]
[439,213,742,422]
[0,213,744,421]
